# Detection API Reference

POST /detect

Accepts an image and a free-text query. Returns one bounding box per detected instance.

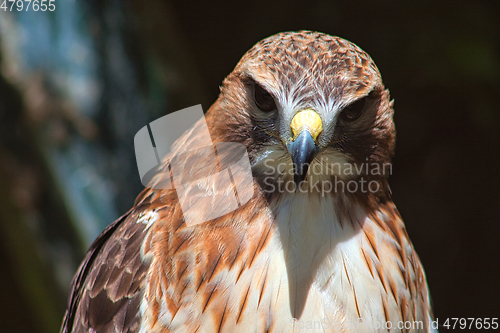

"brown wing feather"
[60,209,150,333]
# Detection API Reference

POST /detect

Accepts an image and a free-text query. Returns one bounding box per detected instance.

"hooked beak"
[287,109,322,185]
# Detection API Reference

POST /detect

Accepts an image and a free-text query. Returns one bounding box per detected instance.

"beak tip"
[290,130,317,187]
[293,173,307,192]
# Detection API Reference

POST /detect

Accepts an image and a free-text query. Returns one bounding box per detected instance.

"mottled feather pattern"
[61,209,150,333]
[61,31,435,333]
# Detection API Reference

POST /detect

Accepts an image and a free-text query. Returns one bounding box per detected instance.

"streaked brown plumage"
[61,31,435,333]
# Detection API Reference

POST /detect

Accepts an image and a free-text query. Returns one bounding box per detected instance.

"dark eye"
[340,96,367,121]
[254,84,276,112]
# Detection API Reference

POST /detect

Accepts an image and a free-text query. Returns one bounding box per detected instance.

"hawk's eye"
[340,97,367,121]
[254,84,276,112]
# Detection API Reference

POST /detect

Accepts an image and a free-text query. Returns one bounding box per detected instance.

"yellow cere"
[290,109,323,141]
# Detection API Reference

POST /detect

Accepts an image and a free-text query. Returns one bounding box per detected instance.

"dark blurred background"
[0,1,498,332]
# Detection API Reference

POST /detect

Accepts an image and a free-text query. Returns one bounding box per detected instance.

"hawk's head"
[207,31,395,208]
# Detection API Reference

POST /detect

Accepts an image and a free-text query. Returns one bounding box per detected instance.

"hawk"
[61,31,436,332]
